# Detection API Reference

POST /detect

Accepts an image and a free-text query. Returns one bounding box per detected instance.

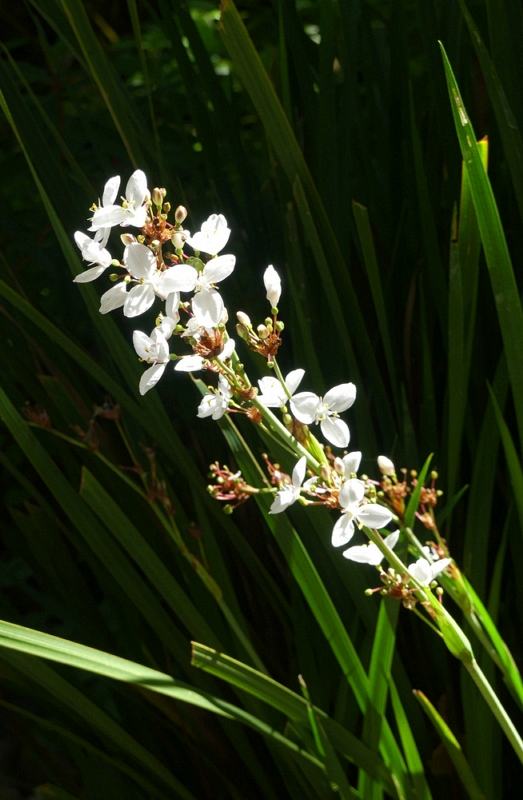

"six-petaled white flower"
[258,369,304,408]
[187,214,231,255]
[343,530,399,564]
[197,374,233,420]
[122,243,198,318]
[332,479,393,547]
[89,170,149,232]
[290,383,357,448]
[73,231,112,283]
[263,265,281,309]
[408,557,451,586]
[133,327,171,396]
[269,457,307,514]
[191,254,236,327]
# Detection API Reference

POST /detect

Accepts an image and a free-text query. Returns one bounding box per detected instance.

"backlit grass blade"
[389,681,432,800]
[439,42,523,449]
[191,642,398,796]
[414,690,486,800]
[487,382,523,538]
[447,141,488,502]
[458,0,523,223]
[404,453,433,529]
[358,598,400,800]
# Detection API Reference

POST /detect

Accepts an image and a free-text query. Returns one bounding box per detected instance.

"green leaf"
[439,42,523,449]
[414,690,486,800]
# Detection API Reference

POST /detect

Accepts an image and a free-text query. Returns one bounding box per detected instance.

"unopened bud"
[364,588,374,596]
[109,273,119,282]
[236,323,250,341]
[431,471,439,480]
[110,259,120,267]
[263,264,282,309]
[237,311,252,328]
[257,325,269,339]
[171,232,187,249]
[264,317,272,327]
[175,205,188,223]
[151,239,160,248]
[276,320,284,331]
[120,233,135,246]
[377,455,395,476]
[163,202,171,213]
[152,187,166,206]
[223,504,234,515]
[334,457,345,475]
[283,413,292,426]
[320,465,331,482]
[124,275,131,283]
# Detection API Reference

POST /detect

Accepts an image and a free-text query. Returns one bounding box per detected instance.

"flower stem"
[465,659,523,765]
[250,396,321,473]
[272,358,292,400]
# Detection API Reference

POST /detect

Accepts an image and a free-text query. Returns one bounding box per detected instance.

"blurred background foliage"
[1,0,523,797]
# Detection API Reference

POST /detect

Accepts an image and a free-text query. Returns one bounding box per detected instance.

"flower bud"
[257,325,269,339]
[152,187,166,207]
[236,323,250,341]
[276,320,284,331]
[175,205,188,223]
[163,202,171,213]
[377,455,395,476]
[120,233,136,246]
[334,457,345,475]
[111,259,120,267]
[263,264,281,309]
[237,311,252,328]
[223,504,234,515]
[320,465,331,482]
[171,231,187,249]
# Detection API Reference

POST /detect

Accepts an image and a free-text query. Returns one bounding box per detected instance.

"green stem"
[250,396,321,473]
[465,659,523,765]
[272,358,291,400]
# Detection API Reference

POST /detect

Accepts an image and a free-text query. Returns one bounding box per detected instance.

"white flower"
[408,557,452,586]
[377,455,395,476]
[73,231,112,283]
[290,383,357,448]
[89,170,149,232]
[258,369,305,408]
[191,254,236,327]
[122,243,197,318]
[133,327,170,395]
[343,531,400,564]
[174,338,235,373]
[269,457,307,514]
[187,214,231,255]
[197,375,233,420]
[263,265,281,309]
[332,479,393,547]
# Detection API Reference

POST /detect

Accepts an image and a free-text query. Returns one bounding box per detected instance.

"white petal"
[124,205,148,228]
[290,392,319,424]
[175,355,205,372]
[343,543,383,565]
[139,363,166,395]
[383,531,400,550]
[187,214,231,255]
[430,558,452,578]
[133,330,153,360]
[217,338,236,362]
[338,478,365,510]
[165,292,180,322]
[204,254,236,283]
[158,266,197,295]
[99,283,127,314]
[124,283,155,317]
[95,227,111,248]
[285,369,305,396]
[292,457,307,490]
[124,243,156,280]
[192,288,224,327]
[355,504,393,530]
[269,486,298,514]
[197,394,220,419]
[263,264,281,308]
[331,514,355,547]
[125,169,148,207]
[103,175,120,206]
[157,317,175,338]
[343,451,362,476]
[408,558,433,585]
[73,265,106,283]
[218,374,233,397]
[258,376,284,407]
[320,416,350,448]
[89,205,128,230]
[323,382,357,413]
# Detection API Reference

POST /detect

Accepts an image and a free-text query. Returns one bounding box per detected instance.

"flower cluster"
[74,170,452,596]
